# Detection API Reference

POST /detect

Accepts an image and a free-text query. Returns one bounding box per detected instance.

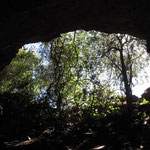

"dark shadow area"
[1,100,150,150]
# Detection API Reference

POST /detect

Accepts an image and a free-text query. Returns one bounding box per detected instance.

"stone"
[0,0,150,70]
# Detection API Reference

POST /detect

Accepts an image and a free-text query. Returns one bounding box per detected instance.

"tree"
[97,33,149,110]
[39,33,79,117]
[0,48,45,100]
[19,30,149,117]
[39,31,118,119]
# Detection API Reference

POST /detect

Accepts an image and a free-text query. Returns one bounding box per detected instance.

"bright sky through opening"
[24,37,150,98]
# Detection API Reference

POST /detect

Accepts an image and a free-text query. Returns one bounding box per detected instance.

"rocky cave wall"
[1,0,150,71]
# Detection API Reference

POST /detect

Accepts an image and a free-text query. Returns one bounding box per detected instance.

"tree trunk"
[119,48,132,113]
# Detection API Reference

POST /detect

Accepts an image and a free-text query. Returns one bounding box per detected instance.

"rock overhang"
[0,0,150,70]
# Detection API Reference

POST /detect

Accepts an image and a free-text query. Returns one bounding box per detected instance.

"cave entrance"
[1,30,150,150]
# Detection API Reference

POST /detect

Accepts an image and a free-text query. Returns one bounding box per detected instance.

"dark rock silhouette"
[1,1,150,70]
[141,87,150,101]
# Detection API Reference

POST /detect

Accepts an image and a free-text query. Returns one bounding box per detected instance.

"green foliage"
[0,48,45,100]
[26,30,147,120]
[38,31,125,119]
[140,98,149,105]
[2,30,150,142]
[0,30,149,125]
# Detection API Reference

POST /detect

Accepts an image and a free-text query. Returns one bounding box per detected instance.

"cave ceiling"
[0,0,150,70]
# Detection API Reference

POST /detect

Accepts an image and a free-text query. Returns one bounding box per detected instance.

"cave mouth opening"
[1,30,150,150]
